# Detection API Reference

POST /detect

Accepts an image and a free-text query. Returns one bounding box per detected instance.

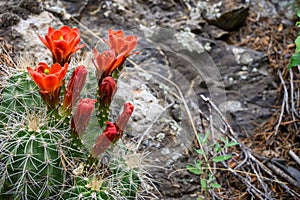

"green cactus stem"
[0,71,42,127]
[0,122,66,199]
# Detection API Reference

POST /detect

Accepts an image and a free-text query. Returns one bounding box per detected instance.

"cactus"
[62,152,141,200]
[0,71,42,127]
[0,26,145,200]
[0,113,66,199]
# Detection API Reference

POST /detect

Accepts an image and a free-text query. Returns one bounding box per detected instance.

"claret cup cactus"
[0,25,142,200]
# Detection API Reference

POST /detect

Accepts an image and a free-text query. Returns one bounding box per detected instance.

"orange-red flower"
[39,25,85,65]
[27,62,68,94]
[92,49,124,80]
[92,29,138,80]
[108,29,138,57]
[27,62,68,109]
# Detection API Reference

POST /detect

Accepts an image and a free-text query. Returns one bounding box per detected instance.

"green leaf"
[225,141,239,148]
[195,149,205,155]
[219,135,226,144]
[288,53,300,69]
[210,183,221,188]
[198,131,209,145]
[297,10,300,18]
[214,142,221,153]
[200,178,207,189]
[295,37,300,53]
[186,165,201,175]
[212,154,232,162]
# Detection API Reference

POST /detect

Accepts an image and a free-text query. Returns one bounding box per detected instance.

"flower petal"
[54,48,64,64]
[43,74,60,91]
[54,40,69,53]
[60,25,72,35]
[51,30,63,40]
[38,35,50,50]
[48,63,61,74]
[28,68,46,90]
[58,63,68,81]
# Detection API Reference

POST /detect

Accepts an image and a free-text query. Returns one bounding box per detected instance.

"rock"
[219,100,245,113]
[208,39,277,135]
[271,0,297,20]
[43,0,88,19]
[12,11,63,63]
[192,0,249,30]
[202,24,229,39]
[19,0,43,14]
[0,12,20,27]
[250,0,278,18]
[0,0,43,25]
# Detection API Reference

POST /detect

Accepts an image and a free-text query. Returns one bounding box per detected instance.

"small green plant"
[186,131,238,194]
[288,11,300,69]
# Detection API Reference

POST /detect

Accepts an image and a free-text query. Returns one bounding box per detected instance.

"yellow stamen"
[59,35,63,40]
[44,69,49,74]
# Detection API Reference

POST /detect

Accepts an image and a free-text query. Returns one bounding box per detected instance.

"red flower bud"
[99,76,117,106]
[39,25,85,65]
[63,65,87,112]
[27,62,68,109]
[92,121,117,157]
[113,102,134,142]
[72,98,96,138]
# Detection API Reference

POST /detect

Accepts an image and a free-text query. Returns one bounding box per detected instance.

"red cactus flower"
[99,76,117,106]
[27,62,68,109]
[71,98,96,138]
[62,65,87,112]
[39,25,85,65]
[92,121,117,157]
[92,49,124,79]
[92,29,138,80]
[27,62,68,93]
[108,29,138,57]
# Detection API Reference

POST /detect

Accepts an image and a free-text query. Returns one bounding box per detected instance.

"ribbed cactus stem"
[96,91,110,128]
[0,126,65,199]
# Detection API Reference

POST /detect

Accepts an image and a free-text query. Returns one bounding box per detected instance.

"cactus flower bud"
[92,121,117,157]
[99,76,117,106]
[113,102,134,143]
[116,102,134,133]
[62,65,87,112]
[38,25,85,65]
[71,98,96,138]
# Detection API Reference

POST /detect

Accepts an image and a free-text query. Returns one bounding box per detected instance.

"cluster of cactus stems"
[0,25,142,199]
